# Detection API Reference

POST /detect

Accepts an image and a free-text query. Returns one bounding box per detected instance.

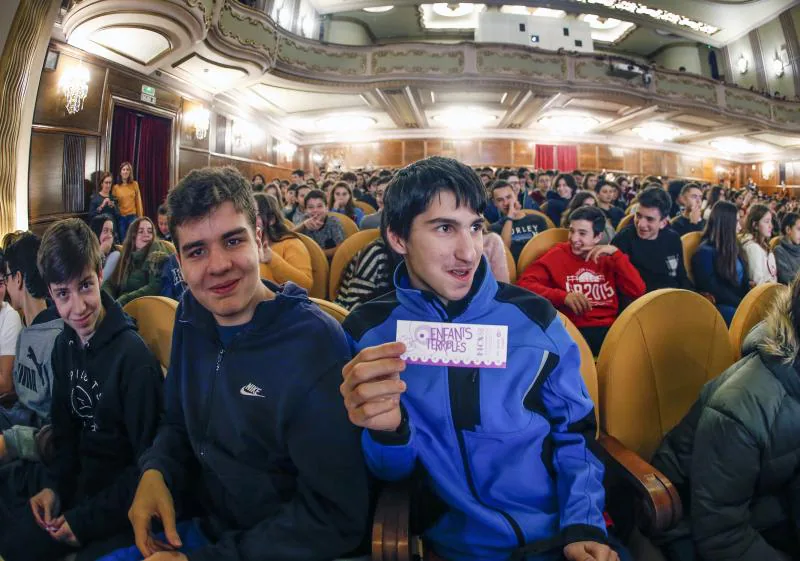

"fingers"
[159,499,182,549]
[344,377,405,410]
[342,342,406,383]
[31,500,45,528]
[131,509,155,557]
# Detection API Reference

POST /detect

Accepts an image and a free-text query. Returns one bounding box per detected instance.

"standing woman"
[112,161,144,240]
[740,203,778,285]
[255,193,313,290]
[87,172,120,230]
[329,182,364,226]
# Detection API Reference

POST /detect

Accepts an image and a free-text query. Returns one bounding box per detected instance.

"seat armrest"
[372,481,412,561]
[597,433,683,534]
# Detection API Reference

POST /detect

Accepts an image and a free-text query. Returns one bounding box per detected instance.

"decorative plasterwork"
[373,48,463,75]
[654,74,717,105]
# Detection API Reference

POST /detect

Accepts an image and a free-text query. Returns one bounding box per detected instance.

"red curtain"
[136,114,172,220]
[110,106,138,183]
[556,145,578,172]
[535,144,556,170]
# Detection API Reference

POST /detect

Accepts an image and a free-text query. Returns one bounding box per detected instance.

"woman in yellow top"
[255,192,313,290]
[112,161,144,240]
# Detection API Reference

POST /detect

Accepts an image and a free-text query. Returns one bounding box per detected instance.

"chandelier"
[58,65,90,115]
[186,107,210,140]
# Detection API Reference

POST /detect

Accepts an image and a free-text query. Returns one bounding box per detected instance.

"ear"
[386,227,409,257]
[96,267,104,286]
[659,217,669,230]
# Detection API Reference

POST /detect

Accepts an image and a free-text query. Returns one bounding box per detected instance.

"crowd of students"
[0,157,798,561]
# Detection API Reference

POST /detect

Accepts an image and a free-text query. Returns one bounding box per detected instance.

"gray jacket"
[773,237,800,284]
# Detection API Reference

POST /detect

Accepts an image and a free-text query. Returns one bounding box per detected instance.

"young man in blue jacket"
[125,166,371,561]
[340,157,618,561]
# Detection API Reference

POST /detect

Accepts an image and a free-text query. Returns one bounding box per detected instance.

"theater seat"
[680,231,703,284]
[336,214,360,239]
[310,297,349,323]
[297,233,329,299]
[122,296,178,375]
[329,229,381,300]
[557,312,598,429]
[503,243,516,284]
[615,213,633,233]
[520,208,555,229]
[729,282,784,359]
[354,200,377,215]
[516,227,569,274]
[770,236,781,250]
[283,217,295,230]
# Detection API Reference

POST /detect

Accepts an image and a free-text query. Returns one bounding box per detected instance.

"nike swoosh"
[240,388,265,398]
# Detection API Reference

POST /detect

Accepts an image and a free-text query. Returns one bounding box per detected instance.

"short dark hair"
[4,232,47,298]
[304,189,327,206]
[38,219,102,286]
[568,206,606,236]
[287,185,299,194]
[637,186,672,219]
[341,172,358,183]
[490,180,513,198]
[252,173,265,183]
[383,156,486,241]
[157,203,169,216]
[497,170,517,180]
[782,212,800,236]
[167,166,256,250]
[291,169,305,178]
[89,214,114,241]
[679,182,702,198]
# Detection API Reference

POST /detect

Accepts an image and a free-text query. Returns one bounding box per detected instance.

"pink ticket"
[396,320,508,368]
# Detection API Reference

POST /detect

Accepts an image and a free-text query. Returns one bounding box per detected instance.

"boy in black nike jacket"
[0,219,163,561]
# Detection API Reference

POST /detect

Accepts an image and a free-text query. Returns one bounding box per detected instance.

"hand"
[144,553,188,561]
[341,342,407,432]
[129,470,182,557]
[303,217,323,231]
[99,198,109,209]
[584,245,617,263]
[563,541,619,561]
[564,292,592,316]
[100,237,113,255]
[689,204,702,224]
[30,488,60,529]
[508,201,525,220]
[48,516,80,547]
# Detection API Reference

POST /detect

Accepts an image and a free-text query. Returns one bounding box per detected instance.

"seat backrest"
[329,229,381,300]
[122,296,178,375]
[615,213,634,233]
[297,233,329,299]
[504,243,517,283]
[310,297,349,324]
[282,217,295,230]
[681,231,703,284]
[354,200,377,215]
[516,228,569,274]
[769,236,781,250]
[596,289,734,460]
[729,282,784,359]
[520,208,556,230]
[336,214,360,239]
[557,312,599,431]
[539,201,549,214]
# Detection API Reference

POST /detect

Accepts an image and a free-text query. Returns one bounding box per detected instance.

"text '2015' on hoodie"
[45,289,163,544]
[139,281,371,561]
[343,259,606,561]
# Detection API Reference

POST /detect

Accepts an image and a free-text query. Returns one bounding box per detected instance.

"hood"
[757,284,797,364]
[67,290,136,352]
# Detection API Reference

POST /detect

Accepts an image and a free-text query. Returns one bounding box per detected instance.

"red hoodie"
[516,242,646,328]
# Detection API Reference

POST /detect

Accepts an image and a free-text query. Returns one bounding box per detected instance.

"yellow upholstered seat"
[520,208,555,230]
[335,214,360,239]
[616,213,634,233]
[122,296,178,374]
[729,282,784,359]
[504,243,517,284]
[354,200,377,215]
[310,297,349,324]
[328,229,381,300]
[516,228,569,274]
[297,233,329,299]
[680,231,703,285]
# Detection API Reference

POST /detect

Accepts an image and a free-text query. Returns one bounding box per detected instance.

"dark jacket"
[545,190,569,227]
[773,238,800,284]
[160,254,186,301]
[102,240,172,307]
[139,281,371,561]
[45,290,163,543]
[652,285,800,561]
[87,193,120,224]
[691,242,749,308]
[611,225,691,291]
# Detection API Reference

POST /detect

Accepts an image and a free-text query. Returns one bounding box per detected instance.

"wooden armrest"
[372,481,411,561]
[597,433,683,534]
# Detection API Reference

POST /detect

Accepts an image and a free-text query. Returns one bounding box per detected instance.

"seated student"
[489,180,549,262]
[596,181,625,229]
[123,166,370,561]
[291,184,312,225]
[334,235,401,311]
[0,249,22,400]
[254,192,313,290]
[360,176,390,230]
[692,201,749,326]
[295,189,346,259]
[330,181,365,226]
[340,157,623,561]
[561,192,616,245]
[357,175,380,211]
[703,185,726,220]
[0,219,163,561]
[740,203,778,285]
[524,170,551,209]
[651,277,800,561]
[517,206,645,355]
[101,217,173,307]
[282,184,298,219]
[671,183,706,237]
[773,211,800,284]
[156,204,172,242]
[90,214,121,281]
[612,186,691,292]
[545,173,577,226]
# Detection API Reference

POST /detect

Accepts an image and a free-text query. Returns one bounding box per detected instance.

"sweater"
[670,215,705,238]
[691,242,748,308]
[259,236,313,290]
[102,240,173,307]
[611,226,691,291]
[545,190,569,227]
[740,235,777,285]
[139,281,371,561]
[111,181,143,217]
[334,237,395,310]
[87,193,121,224]
[773,238,800,284]
[517,242,645,328]
[45,290,163,543]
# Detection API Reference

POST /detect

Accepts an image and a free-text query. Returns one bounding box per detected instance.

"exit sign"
[142,85,156,96]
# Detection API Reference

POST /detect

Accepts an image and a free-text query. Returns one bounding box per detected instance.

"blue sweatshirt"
[343,260,606,561]
[140,281,371,561]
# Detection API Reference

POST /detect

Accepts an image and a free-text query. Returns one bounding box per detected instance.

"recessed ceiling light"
[431,106,497,129]
[538,113,599,134]
[580,14,635,43]
[315,114,377,131]
[632,122,682,143]
[432,3,476,17]
[363,5,394,12]
[710,137,756,154]
[499,6,565,17]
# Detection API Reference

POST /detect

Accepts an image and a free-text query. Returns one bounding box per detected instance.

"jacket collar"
[393,257,496,322]
[779,238,800,256]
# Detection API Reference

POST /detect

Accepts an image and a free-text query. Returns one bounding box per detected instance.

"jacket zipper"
[200,348,225,459]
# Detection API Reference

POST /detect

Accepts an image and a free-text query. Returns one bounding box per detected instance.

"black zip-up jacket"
[45,290,163,543]
[139,281,371,561]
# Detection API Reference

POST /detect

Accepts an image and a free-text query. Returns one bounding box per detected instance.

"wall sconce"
[275,142,297,159]
[772,57,785,77]
[186,107,210,140]
[737,55,748,75]
[58,64,90,115]
[232,121,264,147]
[762,161,776,180]
[311,152,324,164]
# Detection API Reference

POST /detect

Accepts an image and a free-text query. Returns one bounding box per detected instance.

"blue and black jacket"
[343,260,606,561]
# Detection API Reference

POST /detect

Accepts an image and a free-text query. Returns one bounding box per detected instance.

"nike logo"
[240,383,265,398]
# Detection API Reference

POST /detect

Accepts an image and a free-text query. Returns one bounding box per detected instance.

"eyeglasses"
[0,275,6,287]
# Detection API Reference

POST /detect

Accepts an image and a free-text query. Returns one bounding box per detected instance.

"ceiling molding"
[592,105,661,133]
[749,28,768,92]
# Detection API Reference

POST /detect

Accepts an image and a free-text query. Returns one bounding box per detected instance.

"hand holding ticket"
[396,320,508,368]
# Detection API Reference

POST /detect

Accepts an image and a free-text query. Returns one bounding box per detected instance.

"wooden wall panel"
[480,140,509,165]
[664,152,679,177]
[28,132,64,218]
[209,154,293,181]
[623,149,641,175]
[512,140,534,166]
[598,145,625,171]
[457,140,479,164]
[34,53,106,133]
[378,141,403,167]
[577,144,598,171]
[178,149,210,179]
[404,140,425,165]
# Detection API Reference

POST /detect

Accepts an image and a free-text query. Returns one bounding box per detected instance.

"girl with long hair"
[101,216,173,306]
[693,201,750,325]
[254,193,313,290]
[545,173,577,226]
[89,214,121,280]
[329,182,364,226]
[88,171,120,230]
[265,184,283,206]
[703,185,726,220]
[111,161,144,240]
[740,203,778,285]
